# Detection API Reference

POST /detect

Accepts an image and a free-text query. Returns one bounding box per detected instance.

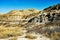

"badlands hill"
[1,9,40,19]
[0,9,41,26]
[0,4,60,40]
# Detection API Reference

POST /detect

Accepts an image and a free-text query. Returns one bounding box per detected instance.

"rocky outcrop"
[44,4,60,11]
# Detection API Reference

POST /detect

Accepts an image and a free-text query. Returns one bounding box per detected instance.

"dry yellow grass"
[9,37,17,40]
[0,26,24,39]
[51,32,60,40]
[25,33,37,39]
[45,32,60,40]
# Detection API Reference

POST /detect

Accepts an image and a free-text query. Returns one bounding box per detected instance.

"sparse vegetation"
[51,32,60,40]
[0,26,24,38]
[9,37,17,40]
[0,4,60,40]
[25,33,37,39]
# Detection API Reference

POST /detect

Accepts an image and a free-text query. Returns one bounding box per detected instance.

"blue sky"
[0,0,60,13]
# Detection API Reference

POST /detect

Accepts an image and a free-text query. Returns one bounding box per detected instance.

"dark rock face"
[44,4,60,11]
[28,17,37,22]
[28,12,60,23]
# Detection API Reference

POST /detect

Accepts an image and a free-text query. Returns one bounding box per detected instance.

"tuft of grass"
[25,33,37,39]
[9,37,17,40]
